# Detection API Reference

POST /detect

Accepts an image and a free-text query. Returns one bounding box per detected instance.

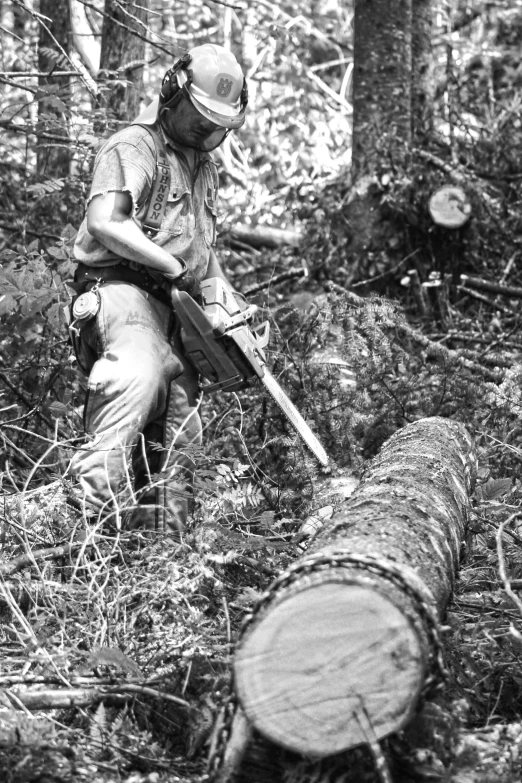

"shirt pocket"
[166,185,191,237]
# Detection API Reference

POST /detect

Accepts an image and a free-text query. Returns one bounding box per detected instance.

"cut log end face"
[428,185,471,228]
[234,580,425,757]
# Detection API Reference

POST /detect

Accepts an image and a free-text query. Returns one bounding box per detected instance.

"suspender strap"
[134,124,171,238]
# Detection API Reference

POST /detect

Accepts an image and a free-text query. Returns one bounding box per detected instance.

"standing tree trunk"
[412,0,435,142]
[343,0,436,284]
[352,0,412,178]
[234,417,476,758]
[345,0,413,275]
[37,0,72,177]
[99,0,149,126]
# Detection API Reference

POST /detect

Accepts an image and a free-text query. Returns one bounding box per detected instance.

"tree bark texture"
[412,0,435,142]
[352,0,412,178]
[234,417,477,758]
[99,0,148,124]
[37,0,72,177]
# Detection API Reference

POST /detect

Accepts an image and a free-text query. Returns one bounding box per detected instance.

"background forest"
[2,0,522,781]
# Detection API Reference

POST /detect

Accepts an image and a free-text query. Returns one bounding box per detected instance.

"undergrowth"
[2,273,522,781]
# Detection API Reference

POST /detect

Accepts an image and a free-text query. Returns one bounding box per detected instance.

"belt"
[74,261,172,305]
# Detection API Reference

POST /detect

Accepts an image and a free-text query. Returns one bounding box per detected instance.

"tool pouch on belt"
[68,287,100,376]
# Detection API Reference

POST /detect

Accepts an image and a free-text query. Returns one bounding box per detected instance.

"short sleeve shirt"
[73,124,219,281]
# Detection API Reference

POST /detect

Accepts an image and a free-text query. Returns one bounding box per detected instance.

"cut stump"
[234,417,476,758]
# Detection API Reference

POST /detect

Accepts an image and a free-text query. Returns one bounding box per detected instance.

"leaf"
[0,294,18,316]
[47,401,70,419]
[89,702,106,754]
[233,586,262,608]
[61,224,78,241]
[477,478,513,502]
[87,646,143,676]
[27,179,65,198]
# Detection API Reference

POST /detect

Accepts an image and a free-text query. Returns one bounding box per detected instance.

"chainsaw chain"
[205,549,448,782]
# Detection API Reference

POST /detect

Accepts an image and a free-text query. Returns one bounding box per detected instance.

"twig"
[0,370,70,438]
[351,249,421,289]
[0,71,92,78]
[497,518,522,618]
[2,684,190,711]
[244,268,306,296]
[0,119,94,149]
[75,0,176,57]
[12,0,97,98]
[0,541,91,576]
[0,221,63,241]
[398,320,502,382]
[458,285,516,315]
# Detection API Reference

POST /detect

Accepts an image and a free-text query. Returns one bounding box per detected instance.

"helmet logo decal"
[217,77,233,97]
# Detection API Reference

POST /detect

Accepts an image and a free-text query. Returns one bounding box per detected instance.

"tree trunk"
[412,0,435,142]
[37,0,72,177]
[99,0,148,126]
[352,0,412,178]
[234,417,476,757]
[345,0,413,278]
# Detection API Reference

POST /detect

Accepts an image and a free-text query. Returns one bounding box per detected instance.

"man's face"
[161,96,224,149]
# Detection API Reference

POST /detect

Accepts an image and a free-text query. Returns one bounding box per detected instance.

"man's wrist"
[163,257,187,282]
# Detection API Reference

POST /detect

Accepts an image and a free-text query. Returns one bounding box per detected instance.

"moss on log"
[234,417,477,757]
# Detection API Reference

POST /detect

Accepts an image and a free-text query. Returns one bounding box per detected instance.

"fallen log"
[229,224,302,249]
[233,417,476,758]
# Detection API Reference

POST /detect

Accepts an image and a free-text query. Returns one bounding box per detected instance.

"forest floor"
[1,262,522,783]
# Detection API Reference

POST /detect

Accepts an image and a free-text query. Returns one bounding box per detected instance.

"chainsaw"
[171,278,329,467]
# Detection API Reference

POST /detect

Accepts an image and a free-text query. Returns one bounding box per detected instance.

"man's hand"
[172,268,200,298]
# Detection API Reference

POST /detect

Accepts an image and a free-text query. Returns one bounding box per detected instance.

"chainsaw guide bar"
[171,280,329,466]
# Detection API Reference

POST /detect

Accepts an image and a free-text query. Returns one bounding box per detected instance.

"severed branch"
[460,274,522,299]
[3,683,190,711]
[0,541,90,577]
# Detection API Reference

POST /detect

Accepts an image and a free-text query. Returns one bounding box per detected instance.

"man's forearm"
[87,192,185,280]
[90,216,185,279]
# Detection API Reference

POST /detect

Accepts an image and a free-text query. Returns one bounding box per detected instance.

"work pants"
[67,282,202,532]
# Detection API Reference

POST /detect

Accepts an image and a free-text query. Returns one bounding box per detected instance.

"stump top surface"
[234,581,425,756]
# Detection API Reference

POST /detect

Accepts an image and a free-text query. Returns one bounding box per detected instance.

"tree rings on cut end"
[428,184,471,228]
[234,579,425,757]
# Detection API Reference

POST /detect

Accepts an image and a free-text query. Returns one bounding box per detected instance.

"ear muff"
[160,53,192,111]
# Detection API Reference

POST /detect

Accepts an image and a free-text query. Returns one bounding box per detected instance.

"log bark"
[229,225,302,249]
[234,417,476,758]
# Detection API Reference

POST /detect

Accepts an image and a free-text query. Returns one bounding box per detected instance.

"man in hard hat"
[67,44,249,533]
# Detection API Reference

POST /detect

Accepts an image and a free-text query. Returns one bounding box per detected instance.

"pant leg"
[129,324,203,533]
[67,283,181,524]
[157,324,202,532]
